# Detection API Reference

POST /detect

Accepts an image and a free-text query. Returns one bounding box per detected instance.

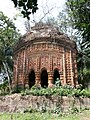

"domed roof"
[14,23,76,52]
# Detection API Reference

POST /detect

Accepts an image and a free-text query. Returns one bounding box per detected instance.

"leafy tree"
[0,11,21,91]
[77,40,90,87]
[66,0,90,42]
[65,0,90,87]
[11,0,38,19]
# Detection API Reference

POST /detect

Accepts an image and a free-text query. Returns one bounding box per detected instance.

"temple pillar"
[59,72,63,85]
[62,48,66,85]
[48,72,53,87]
[24,73,29,89]
[70,50,74,86]
[35,72,40,86]
[73,52,78,87]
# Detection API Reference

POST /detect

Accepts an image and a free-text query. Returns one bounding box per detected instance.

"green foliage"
[83,69,90,83]
[65,0,90,87]
[80,89,90,97]
[0,11,20,71]
[66,0,90,42]
[11,0,38,19]
[0,11,21,92]
[0,81,10,95]
[0,83,89,97]
[14,85,90,98]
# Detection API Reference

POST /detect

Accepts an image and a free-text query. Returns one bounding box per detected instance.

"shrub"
[11,84,90,98]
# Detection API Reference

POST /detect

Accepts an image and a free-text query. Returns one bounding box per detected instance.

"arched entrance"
[41,69,48,88]
[53,69,60,84]
[28,70,35,88]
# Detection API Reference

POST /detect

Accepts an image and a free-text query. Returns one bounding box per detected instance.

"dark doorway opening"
[28,70,35,88]
[53,69,60,84]
[41,69,48,88]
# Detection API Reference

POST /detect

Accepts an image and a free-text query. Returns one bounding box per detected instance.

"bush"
[0,81,10,95]
[10,84,90,98]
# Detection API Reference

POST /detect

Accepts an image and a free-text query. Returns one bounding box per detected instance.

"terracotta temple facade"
[13,23,78,88]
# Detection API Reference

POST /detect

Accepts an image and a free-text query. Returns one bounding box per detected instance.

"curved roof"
[14,23,76,52]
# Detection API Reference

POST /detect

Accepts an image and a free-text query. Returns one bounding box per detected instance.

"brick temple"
[13,23,78,88]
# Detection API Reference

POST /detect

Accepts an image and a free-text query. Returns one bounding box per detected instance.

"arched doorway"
[28,70,35,88]
[53,69,60,84]
[41,69,48,88]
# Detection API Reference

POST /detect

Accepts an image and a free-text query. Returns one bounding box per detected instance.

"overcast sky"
[0,0,66,34]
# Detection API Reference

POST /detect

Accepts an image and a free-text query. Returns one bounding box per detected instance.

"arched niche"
[40,68,48,88]
[28,69,35,88]
[53,69,60,84]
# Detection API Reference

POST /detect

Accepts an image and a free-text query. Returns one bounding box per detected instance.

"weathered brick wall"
[13,42,77,87]
[0,94,90,113]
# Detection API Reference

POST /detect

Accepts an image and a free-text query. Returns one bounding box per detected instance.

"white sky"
[0,0,66,34]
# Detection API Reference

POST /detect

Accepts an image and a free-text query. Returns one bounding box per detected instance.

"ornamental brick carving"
[13,23,78,88]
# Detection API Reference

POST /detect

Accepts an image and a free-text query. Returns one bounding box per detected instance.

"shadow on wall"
[28,69,35,88]
[41,69,48,88]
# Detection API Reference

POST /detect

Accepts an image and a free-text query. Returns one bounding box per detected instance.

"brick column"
[48,72,53,87]
[23,49,26,88]
[24,73,29,89]
[73,52,78,87]
[62,48,66,85]
[35,72,40,86]
[70,50,74,86]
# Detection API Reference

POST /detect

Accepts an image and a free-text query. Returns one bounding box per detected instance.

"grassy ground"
[0,110,90,120]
